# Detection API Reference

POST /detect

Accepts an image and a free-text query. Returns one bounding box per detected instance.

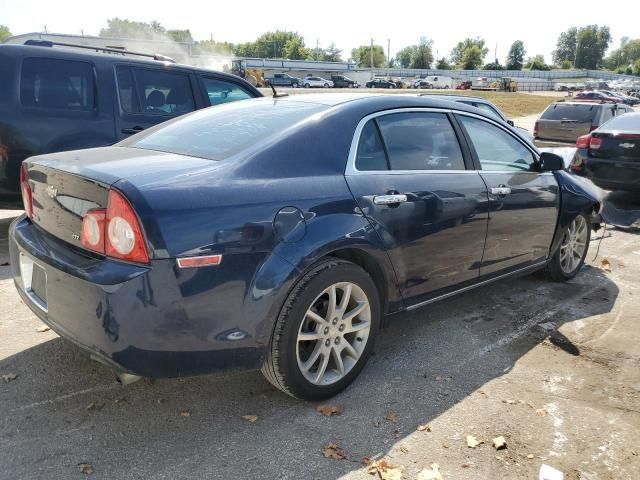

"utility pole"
[370,37,374,78]
[495,42,498,64]
[387,38,390,69]
[316,39,319,61]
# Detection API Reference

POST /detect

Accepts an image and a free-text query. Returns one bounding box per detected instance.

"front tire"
[304,83,310,88]
[261,258,380,400]
[546,213,591,281]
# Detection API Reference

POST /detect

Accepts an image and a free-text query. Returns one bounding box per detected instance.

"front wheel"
[292,83,299,88]
[304,83,310,88]
[546,213,591,281]
[324,83,329,88]
[261,258,380,400]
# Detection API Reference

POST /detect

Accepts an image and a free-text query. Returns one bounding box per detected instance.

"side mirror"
[539,152,564,172]
[507,120,515,127]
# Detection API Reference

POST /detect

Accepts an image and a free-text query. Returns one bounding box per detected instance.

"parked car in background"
[331,75,359,88]
[419,94,534,142]
[599,90,639,106]
[534,102,633,147]
[570,112,640,192]
[0,42,261,202]
[264,73,302,88]
[412,79,433,89]
[574,91,623,103]
[303,76,334,88]
[424,75,454,89]
[366,78,396,88]
[456,80,472,90]
[11,94,600,400]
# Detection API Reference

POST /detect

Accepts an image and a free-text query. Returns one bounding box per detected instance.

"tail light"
[589,136,603,150]
[533,121,539,137]
[20,163,33,219]
[576,134,591,149]
[106,189,149,264]
[80,189,149,264]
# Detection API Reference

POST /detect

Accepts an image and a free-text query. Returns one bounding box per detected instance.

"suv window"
[541,104,597,122]
[202,77,253,106]
[601,107,614,123]
[116,66,195,116]
[376,112,465,171]
[459,115,535,172]
[20,58,94,110]
[356,121,388,171]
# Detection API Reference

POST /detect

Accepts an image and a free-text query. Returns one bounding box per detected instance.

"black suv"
[0,41,261,201]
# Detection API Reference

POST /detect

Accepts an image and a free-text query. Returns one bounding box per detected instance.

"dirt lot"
[1,103,640,478]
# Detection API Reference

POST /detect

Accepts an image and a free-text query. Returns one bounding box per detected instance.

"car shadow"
[0,263,619,478]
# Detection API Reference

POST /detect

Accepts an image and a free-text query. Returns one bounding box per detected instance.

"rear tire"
[261,258,380,400]
[546,213,591,281]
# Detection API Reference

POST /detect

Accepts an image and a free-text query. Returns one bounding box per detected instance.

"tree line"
[2,19,640,75]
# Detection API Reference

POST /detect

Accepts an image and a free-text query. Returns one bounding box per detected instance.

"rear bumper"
[9,216,265,378]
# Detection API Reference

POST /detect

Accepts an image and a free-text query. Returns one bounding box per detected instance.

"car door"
[114,65,197,140]
[345,109,489,307]
[456,113,560,277]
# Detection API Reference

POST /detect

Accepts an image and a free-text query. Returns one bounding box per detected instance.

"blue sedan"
[10,94,601,399]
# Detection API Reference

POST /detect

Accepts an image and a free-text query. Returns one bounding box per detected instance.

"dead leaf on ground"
[467,435,481,448]
[316,404,342,417]
[179,410,191,417]
[36,325,51,333]
[601,258,611,272]
[399,445,409,454]
[393,429,401,439]
[527,454,535,459]
[86,402,104,411]
[535,408,547,417]
[502,399,517,405]
[322,442,346,460]
[417,463,443,480]
[417,423,432,432]
[493,436,507,450]
[78,463,94,475]
[366,459,402,480]
[384,410,398,422]
[373,418,381,427]
[2,373,18,383]
[240,414,258,423]
[435,375,451,381]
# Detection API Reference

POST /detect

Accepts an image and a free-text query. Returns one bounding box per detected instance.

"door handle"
[490,186,511,196]
[121,126,145,135]
[373,194,407,205]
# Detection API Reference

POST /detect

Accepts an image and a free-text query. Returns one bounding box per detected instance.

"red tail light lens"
[576,134,591,149]
[20,163,33,219]
[533,121,539,137]
[81,209,106,253]
[589,137,603,150]
[105,189,149,264]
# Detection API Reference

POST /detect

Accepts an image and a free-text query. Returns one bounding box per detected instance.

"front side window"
[459,115,536,172]
[117,66,195,116]
[20,58,94,110]
[376,112,465,171]
[202,77,253,106]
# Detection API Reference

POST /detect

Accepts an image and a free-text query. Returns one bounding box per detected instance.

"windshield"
[123,99,328,160]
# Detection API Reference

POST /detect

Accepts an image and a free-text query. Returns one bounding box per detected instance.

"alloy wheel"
[296,282,371,386]
[559,215,588,274]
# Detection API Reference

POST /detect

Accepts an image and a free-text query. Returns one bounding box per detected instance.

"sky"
[0,0,635,64]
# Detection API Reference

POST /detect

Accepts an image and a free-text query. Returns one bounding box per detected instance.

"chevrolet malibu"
[10,94,601,400]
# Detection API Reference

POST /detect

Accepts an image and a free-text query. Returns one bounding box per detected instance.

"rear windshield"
[541,104,597,122]
[599,112,640,132]
[125,99,327,160]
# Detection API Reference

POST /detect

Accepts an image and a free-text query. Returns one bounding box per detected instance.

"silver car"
[303,76,334,88]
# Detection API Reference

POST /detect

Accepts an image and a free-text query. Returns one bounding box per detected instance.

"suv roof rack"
[23,39,176,63]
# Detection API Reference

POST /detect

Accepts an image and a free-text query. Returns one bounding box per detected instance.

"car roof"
[0,43,245,82]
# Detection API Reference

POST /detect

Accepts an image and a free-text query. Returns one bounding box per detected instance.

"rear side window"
[541,104,597,122]
[116,66,195,116]
[377,112,465,171]
[126,99,327,160]
[202,77,253,106]
[356,121,388,171]
[0,55,14,103]
[601,108,614,124]
[20,58,94,110]
[461,101,502,120]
